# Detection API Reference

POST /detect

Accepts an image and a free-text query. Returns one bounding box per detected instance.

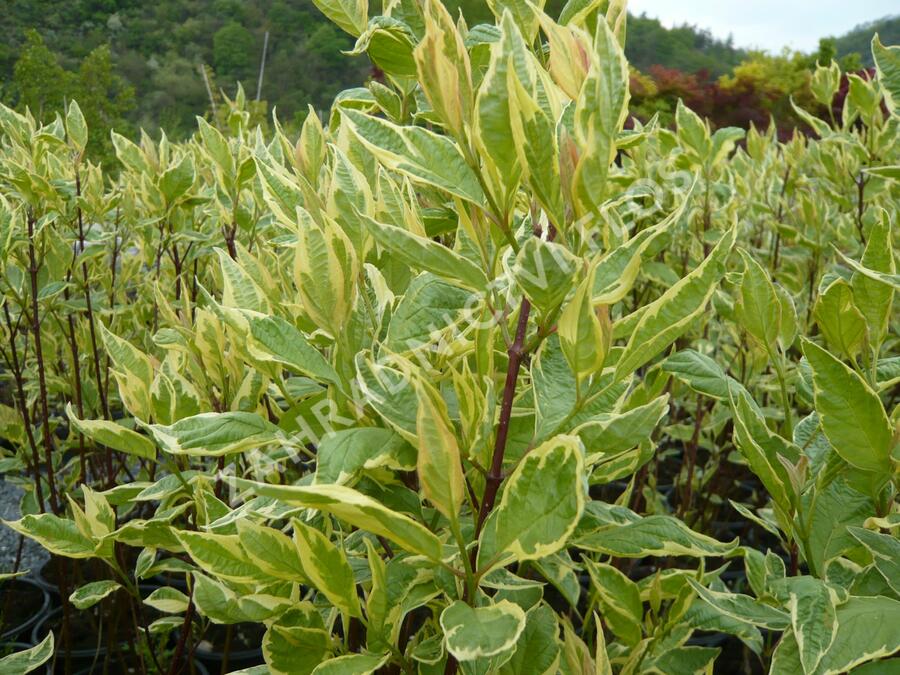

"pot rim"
[1,577,52,642]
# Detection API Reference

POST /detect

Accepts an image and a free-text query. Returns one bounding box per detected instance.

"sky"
[628,0,897,53]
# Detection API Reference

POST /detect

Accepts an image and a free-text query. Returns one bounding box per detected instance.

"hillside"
[832,14,900,66]
[0,1,890,142]
[626,13,746,77]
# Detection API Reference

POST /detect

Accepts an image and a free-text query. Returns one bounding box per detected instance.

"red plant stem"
[168,586,196,675]
[64,308,88,483]
[2,304,46,509]
[75,170,113,488]
[474,297,532,538]
[26,216,60,514]
[770,163,791,272]
[446,292,534,675]
[855,172,868,246]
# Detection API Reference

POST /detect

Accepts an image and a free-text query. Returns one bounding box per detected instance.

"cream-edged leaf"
[233,479,443,561]
[440,600,527,661]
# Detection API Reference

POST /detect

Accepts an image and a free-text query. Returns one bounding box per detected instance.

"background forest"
[1,0,898,163]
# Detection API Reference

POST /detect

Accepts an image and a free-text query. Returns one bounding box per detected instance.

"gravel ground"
[0,479,49,577]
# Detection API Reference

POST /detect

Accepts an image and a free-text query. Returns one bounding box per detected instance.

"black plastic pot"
[32,559,105,598]
[0,578,52,642]
[71,658,210,675]
[34,593,171,675]
[195,622,266,673]
[32,607,111,666]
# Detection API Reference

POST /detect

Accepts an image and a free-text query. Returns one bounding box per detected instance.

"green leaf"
[364,214,488,292]
[866,165,900,180]
[3,513,95,558]
[507,64,564,227]
[66,101,88,152]
[848,527,900,595]
[487,0,545,42]
[311,0,367,36]
[686,579,791,630]
[615,224,737,379]
[591,191,692,305]
[294,209,358,336]
[292,518,361,617]
[255,158,307,225]
[414,0,472,138]
[801,339,893,474]
[106,518,182,552]
[474,12,534,203]
[349,17,417,78]
[813,280,868,361]
[148,412,281,457]
[573,19,630,214]
[236,520,306,582]
[354,353,418,438]
[532,334,578,442]
[662,349,749,402]
[804,476,875,578]
[70,580,122,609]
[0,633,54,675]
[872,35,900,114]
[675,98,710,159]
[111,131,149,173]
[315,427,415,486]
[234,479,443,561]
[513,238,579,317]
[236,312,340,386]
[216,248,271,313]
[647,646,720,675]
[836,248,900,290]
[66,404,156,461]
[772,596,900,674]
[263,605,330,675]
[342,108,484,205]
[192,573,292,624]
[362,539,392,654]
[415,378,466,521]
[440,600,527,661]
[311,653,390,675]
[497,604,561,675]
[197,117,234,176]
[735,249,780,348]
[585,561,642,645]
[478,435,585,571]
[851,216,895,347]
[143,586,190,613]
[730,394,796,515]
[576,395,669,460]
[786,576,839,674]
[710,126,746,163]
[385,273,473,354]
[683,600,763,655]
[175,530,267,584]
[100,323,154,420]
[577,514,738,558]
[159,153,195,204]
[558,263,610,379]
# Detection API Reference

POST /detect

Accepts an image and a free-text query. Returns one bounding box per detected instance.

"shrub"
[0,3,898,674]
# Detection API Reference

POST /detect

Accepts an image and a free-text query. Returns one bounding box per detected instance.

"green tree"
[12,30,72,118]
[213,21,255,84]
[74,45,136,163]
